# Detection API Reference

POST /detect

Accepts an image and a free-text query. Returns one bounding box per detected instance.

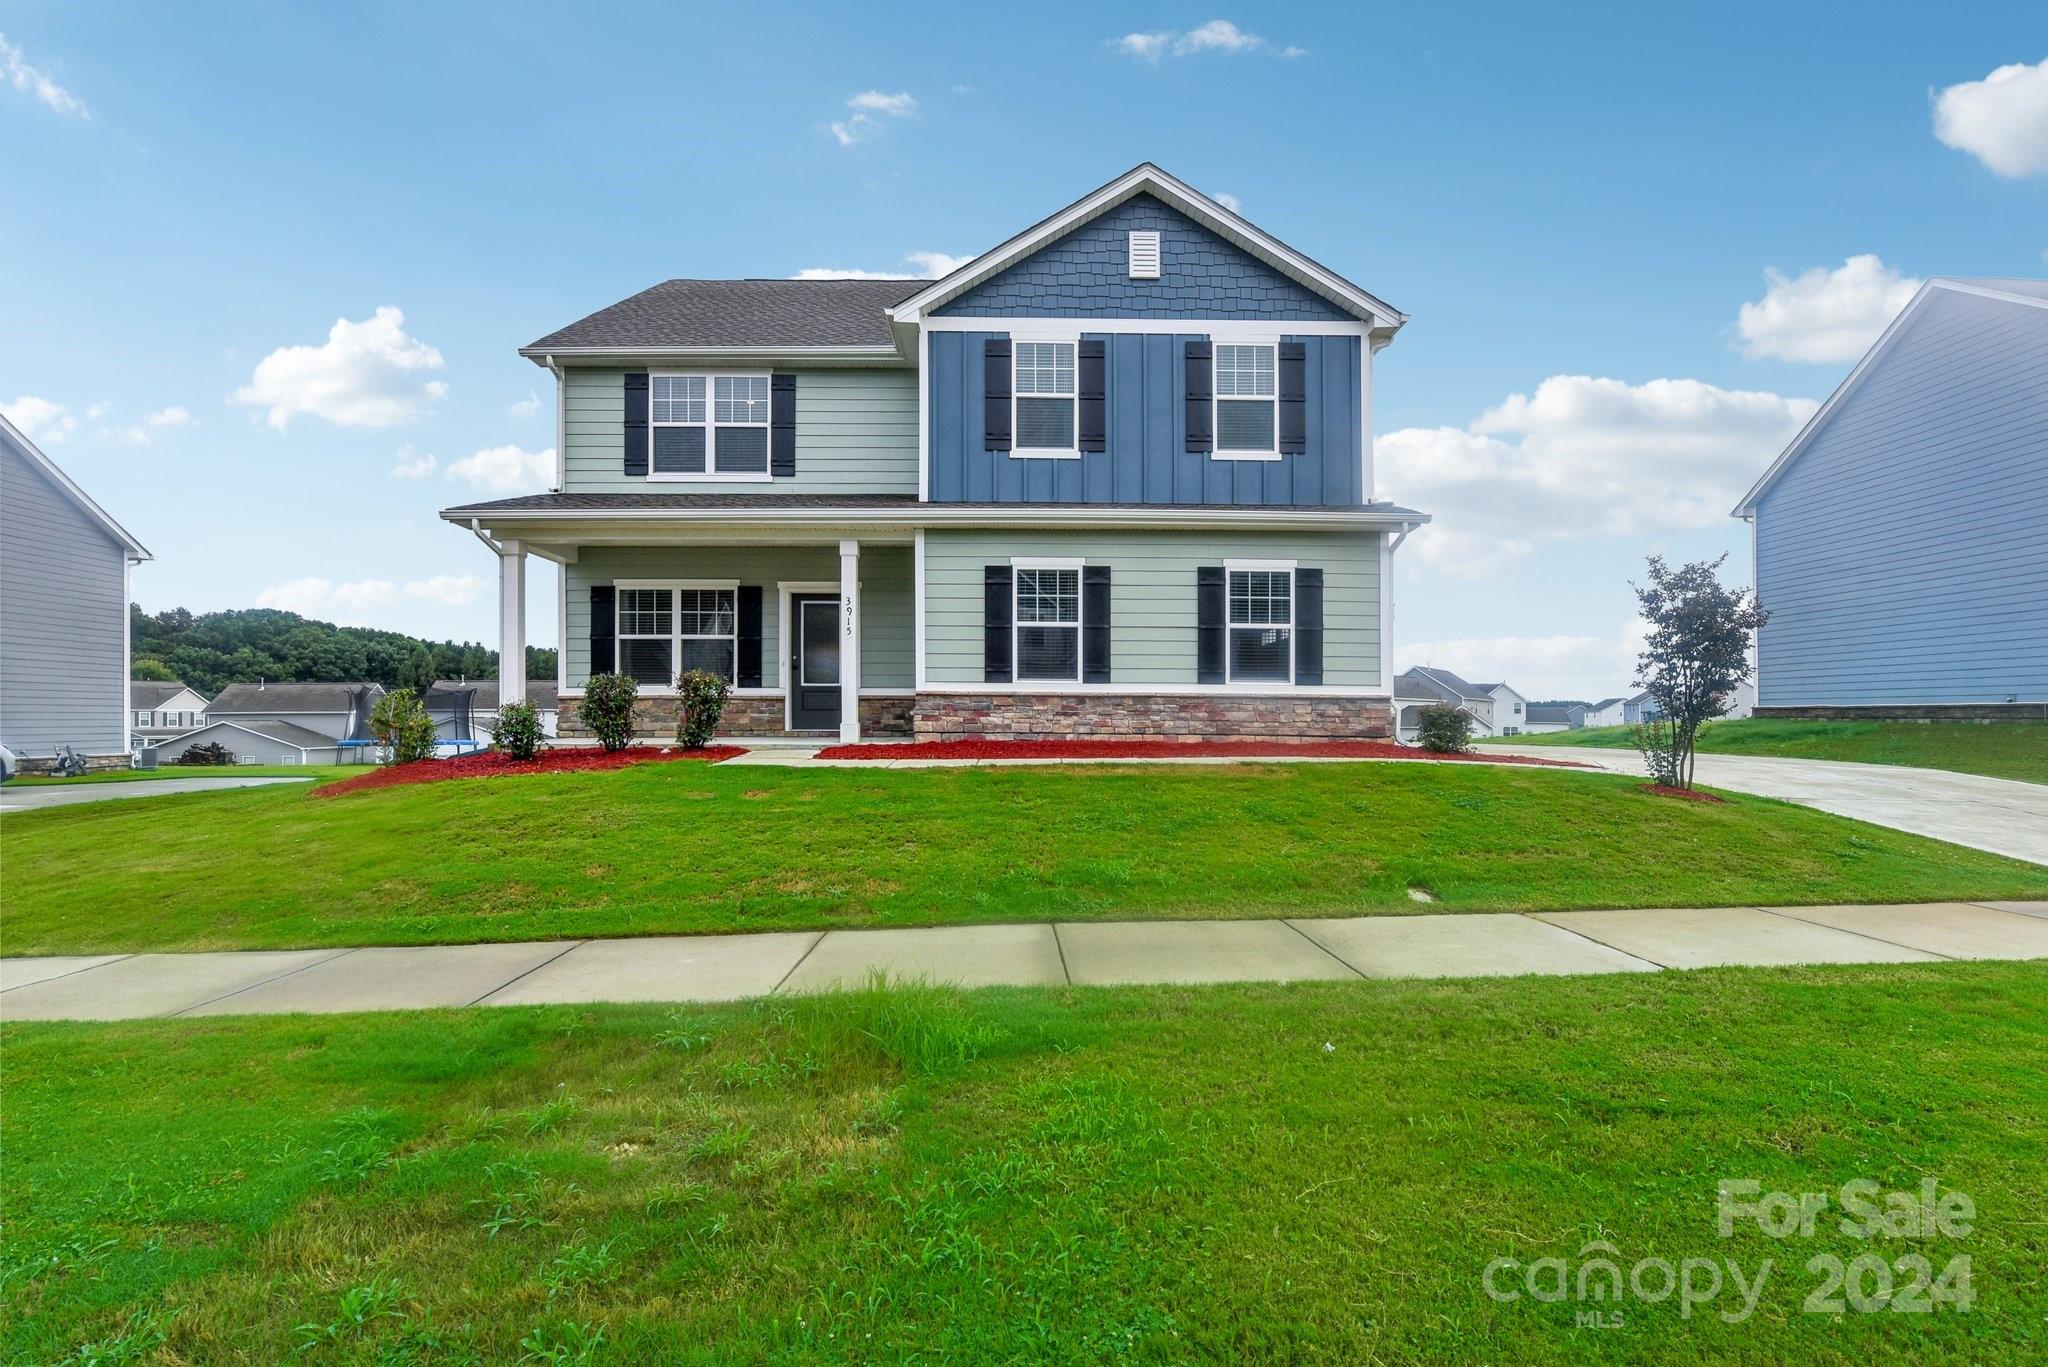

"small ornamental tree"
[676,669,731,749]
[370,688,439,764]
[493,699,545,762]
[1630,555,1769,790]
[1415,702,1473,754]
[581,672,638,753]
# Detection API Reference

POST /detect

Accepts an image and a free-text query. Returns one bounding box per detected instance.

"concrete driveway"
[1489,747,2048,866]
[0,776,313,812]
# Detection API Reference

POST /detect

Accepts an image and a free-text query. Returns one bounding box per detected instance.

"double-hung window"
[1227,567,1293,683]
[1214,343,1278,458]
[1013,341,1077,456]
[616,587,676,685]
[676,588,737,679]
[1015,563,1082,681]
[615,585,738,687]
[650,374,770,477]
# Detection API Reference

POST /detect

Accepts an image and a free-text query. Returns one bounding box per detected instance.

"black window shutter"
[589,585,616,675]
[1082,564,1112,683]
[1184,339,1213,453]
[1293,568,1323,685]
[984,565,1013,682]
[623,373,649,477]
[736,585,763,687]
[1078,339,1107,453]
[770,373,796,477]
[1196,565,1226,683]
[1278,342,1307,455]
[983,338,1012,451]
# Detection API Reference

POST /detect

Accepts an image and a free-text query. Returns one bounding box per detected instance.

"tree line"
[130,606,557,696]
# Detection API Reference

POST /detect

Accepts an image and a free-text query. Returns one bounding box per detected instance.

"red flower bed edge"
[315,745,745,796]
[814,738,1588,766]
[1638,783,1728,803]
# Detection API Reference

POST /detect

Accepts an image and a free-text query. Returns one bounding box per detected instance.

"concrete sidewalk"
[5,901,2044,1021]
[0,776,314,811]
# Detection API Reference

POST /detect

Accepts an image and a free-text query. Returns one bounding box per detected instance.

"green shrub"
[175,740,234,766]
[494,699,544,762]
[370,688,438,764]
[581,673,638,753]
[676,669,730,749]
[1416,702,1473,754]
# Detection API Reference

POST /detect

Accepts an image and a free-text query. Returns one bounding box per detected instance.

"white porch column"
[498,540,527,707]
[838,538,861,742]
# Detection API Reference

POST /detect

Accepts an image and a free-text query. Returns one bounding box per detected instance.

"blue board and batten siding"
[928,331,1361,506]
[1754,283,2048,707]
[936,195,1349,320]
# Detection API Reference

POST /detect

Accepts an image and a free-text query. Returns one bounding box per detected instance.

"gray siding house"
[1,414,152,771]
[1734,278,2047,718]
[131,681,210,750]
[445,164,1428,742]
[154,681,383,765]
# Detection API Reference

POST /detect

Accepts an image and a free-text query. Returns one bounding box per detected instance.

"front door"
[788,594,842,730]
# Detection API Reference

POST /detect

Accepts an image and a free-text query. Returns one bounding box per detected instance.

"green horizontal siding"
[562,368,915,495]
[563,544,913,692]
[923,528,1384,687]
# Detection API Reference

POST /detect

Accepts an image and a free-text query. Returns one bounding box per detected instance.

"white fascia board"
[441,505,1432,534]
[887,163,1406,333]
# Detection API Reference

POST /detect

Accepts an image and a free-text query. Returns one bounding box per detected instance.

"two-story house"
[443,165,1428,742]
[131,681,210,750]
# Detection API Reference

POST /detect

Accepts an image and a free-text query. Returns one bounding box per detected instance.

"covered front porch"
[474,523,916,743]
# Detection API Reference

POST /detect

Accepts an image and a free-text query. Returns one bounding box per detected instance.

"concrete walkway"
[1489,747,2048,866]
[5,901,2043,1021]
[0,776,313,812]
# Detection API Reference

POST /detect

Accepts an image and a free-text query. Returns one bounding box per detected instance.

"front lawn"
[4,762,2043,955]
[1488,718,2048,785]
[6,962,2044,1362]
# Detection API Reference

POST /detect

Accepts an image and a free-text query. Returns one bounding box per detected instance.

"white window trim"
[1011,556,1085,683]
[1223,561,1295,686]
[613,578,742,693]
[648,371,774,483]
[1212,340,1281,462]
[1011,337,1080,461]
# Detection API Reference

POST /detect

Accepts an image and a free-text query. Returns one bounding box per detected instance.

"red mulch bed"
[315,745,744,797]
[814,738,1588,766]
[1638,783,1728,803]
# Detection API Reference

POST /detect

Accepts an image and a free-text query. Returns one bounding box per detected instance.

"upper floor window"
[650,374,769,478]
[1215,344,1277,458]
[1015,563,1082,681]
[1228,567,1292,683]
[1014,342,1077,457]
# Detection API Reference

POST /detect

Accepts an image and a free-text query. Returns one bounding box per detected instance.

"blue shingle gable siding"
[936,195,1351,320]
[1754,284,2048,707]
[929,331,1360,505]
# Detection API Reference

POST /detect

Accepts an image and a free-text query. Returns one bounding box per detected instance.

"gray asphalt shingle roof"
[130,681,199,709]
[208,682,382,714]
[1526,706,1579,726]
[525,279,922,352]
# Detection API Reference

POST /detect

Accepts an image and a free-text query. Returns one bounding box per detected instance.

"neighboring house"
[1622,690,1660,725]
[1581,697,1627,729]
[1733,277,2047,719]
[155,681,385,765]
[1,414,152,772]
[423,679,561,749]
[1522,704,1582,734]
[131,681,210,750]
[1393,667,1498,742]
[442,164,1428,742]
[1477,681,1528,736]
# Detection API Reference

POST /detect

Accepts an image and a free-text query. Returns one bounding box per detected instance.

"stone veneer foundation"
[911,693,1395,742]
[557,693,914,740]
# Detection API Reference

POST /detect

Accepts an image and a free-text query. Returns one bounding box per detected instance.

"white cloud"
[793,250,969,280]
[1376,375,1817,578]
[1214,192,1243,213]
[1734,255,1922,363]
[390,445,437,479]
[257,573,483,625]
[510,390,542,419]
[1397,623,1650,703]
[1114,20,1303,62]
[2,395,76,443]
[1932,57,2048,178]
[232,306,448,430]
[108,406,194,445]
[828,89,916,146]
[0,34,88,118]
[445,443,554,492]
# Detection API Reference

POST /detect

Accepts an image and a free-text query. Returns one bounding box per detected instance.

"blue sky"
[5,3,2043,697]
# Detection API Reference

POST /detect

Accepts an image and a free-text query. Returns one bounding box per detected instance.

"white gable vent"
[1127,230,1161,280]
